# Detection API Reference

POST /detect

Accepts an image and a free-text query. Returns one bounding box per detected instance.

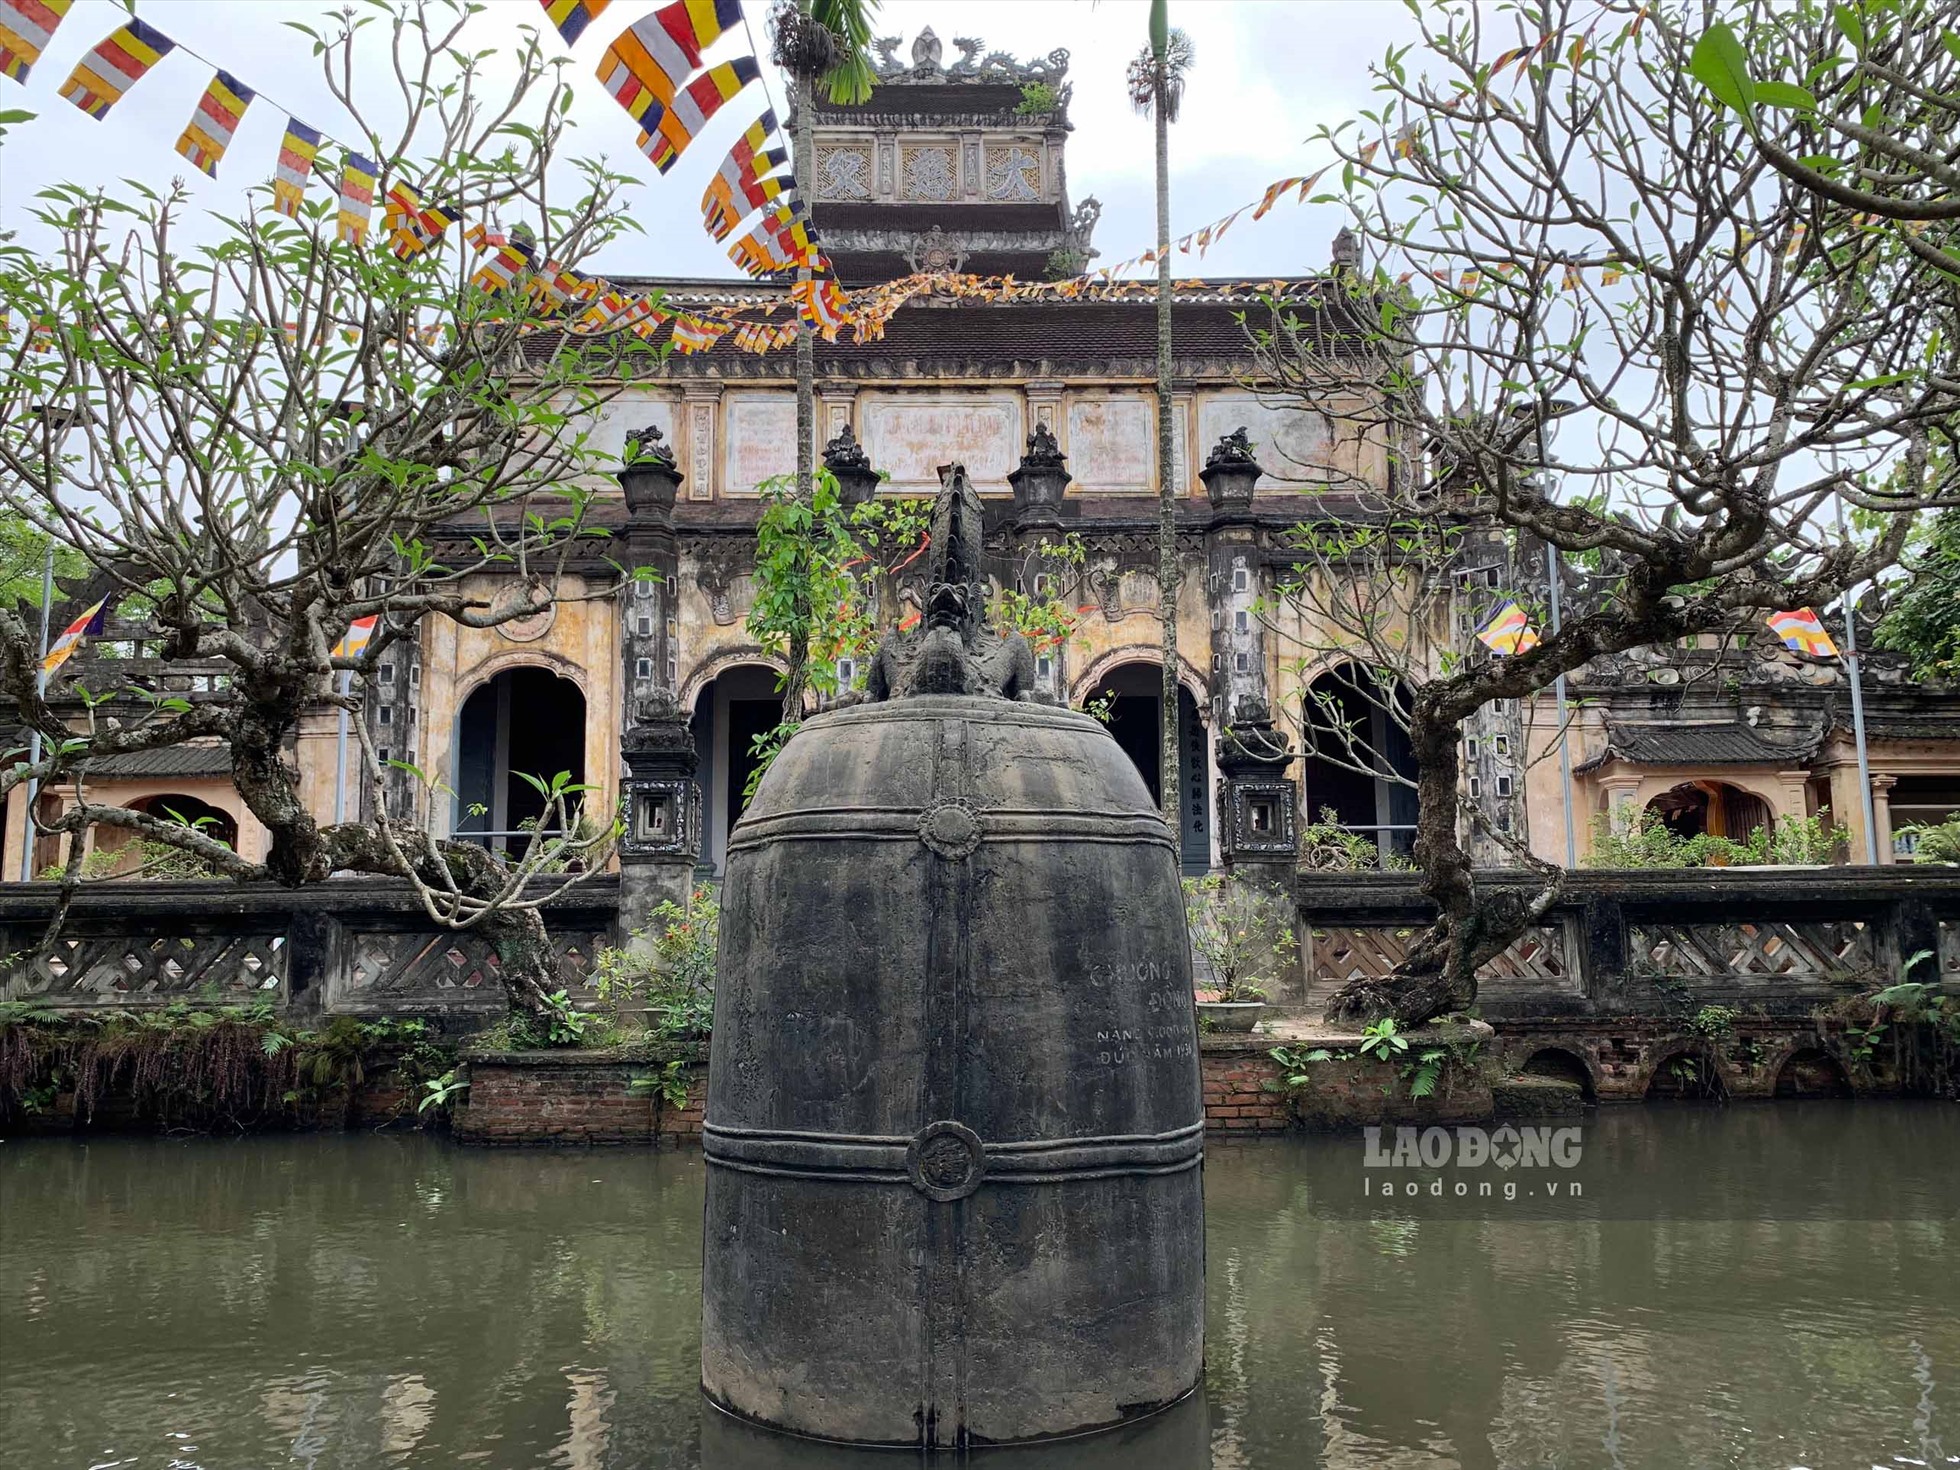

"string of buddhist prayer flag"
[272,117,322,217]
[385,180,453,259]
[597,0,737,127]
[337,152,376,246]
[638,56,759,173]
[58,16,174,119]
[175,68,254,177]
[0,0,71,84]
[671,317,730,353]
[539,0,611,46]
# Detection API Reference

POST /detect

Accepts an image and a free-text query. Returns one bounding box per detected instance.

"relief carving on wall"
[901,145,957,202]
[816,145,873,200]
[985,145,1042,202]
[697,548,756,627]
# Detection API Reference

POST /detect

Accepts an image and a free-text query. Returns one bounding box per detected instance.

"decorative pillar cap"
[1008,422,1071,524]
[1200,426,1264,511]
[823,424,882,506]
[618,424,683,516]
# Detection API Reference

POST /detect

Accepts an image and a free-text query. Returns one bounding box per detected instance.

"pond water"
[2,1103,1956,1469]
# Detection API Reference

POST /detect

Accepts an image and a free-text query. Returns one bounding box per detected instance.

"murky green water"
[2,1104,1956,1469]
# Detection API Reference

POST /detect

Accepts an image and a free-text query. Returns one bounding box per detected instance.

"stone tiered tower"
[804,28,1100,283]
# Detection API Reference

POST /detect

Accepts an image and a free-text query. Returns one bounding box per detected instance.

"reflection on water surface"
[1,1103,1955,1468]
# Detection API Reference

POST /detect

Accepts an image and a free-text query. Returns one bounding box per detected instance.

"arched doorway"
[1520,1046,1596,1102]
[453,667,587,855]
[96,793,240,874]
[691,663,785,875]
[1774,1047,1852,1099]
[1302,663,1419,864]
[1080,661,1210,873]
[1645,780,1771,844]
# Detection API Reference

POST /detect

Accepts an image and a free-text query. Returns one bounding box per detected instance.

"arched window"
[1080,661,1210,874]
[691,664,785,875]
[1301,663,1419,862]
[454,667,587,855]
[1644,781,1771,844]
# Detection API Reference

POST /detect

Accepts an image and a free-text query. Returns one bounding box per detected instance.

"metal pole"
[1835,500,1879,863]
[333,670,353,825]
[1546,540,1578,867]
[18,543,55,882]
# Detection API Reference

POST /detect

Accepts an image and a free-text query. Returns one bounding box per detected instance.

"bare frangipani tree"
[1248,0,1960,1026]
[1690,1,1960,287]
[0,0,653,1023]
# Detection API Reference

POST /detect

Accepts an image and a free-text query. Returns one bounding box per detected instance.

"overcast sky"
[0,0,1424,282]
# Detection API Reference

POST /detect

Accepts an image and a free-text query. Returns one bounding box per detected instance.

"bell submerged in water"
[700,464,1205,1448]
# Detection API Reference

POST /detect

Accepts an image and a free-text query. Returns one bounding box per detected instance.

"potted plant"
[1183,872,1298,1032]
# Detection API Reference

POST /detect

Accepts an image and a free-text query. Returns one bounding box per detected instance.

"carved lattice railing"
[6,930,286,1004]
[1626,919,1879,990]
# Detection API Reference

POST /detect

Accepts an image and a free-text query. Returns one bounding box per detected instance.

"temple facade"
[6,28,1959,884]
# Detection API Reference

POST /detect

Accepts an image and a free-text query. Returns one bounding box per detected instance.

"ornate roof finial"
[1331,226,1360,271]
[1206,426,1259,470]
[623,423,676,469]
[822,422,871,471]
[911,26,943,73]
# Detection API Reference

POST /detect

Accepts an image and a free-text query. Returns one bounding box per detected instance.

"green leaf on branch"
[1689,23,1757,121]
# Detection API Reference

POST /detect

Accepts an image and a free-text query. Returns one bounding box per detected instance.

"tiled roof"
[526,278,1357,376]
[1578,722,1823,771]
[82,744,233,779]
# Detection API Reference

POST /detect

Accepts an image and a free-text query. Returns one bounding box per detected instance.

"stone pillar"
[615,427,700,937]
[1215,705,1298,875]
[1201,428,1266,737]
[1007,423,1072,703]
[1597,772,1644,845]
[817,383,856,450]
[1215,706,1303,1002]
[1870,773,1898,864]
[681,383,720,501]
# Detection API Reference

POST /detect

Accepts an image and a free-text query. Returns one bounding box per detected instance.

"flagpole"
[18,545,55,882]
[333,670,352,825]
[1835,499,1879,863]
[1546,540,1577,868]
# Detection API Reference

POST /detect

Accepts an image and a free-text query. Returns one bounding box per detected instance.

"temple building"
[6,28,1960,883]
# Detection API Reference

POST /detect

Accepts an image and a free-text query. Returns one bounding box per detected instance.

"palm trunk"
[783,59,816,723]
[1154,90,1181,837]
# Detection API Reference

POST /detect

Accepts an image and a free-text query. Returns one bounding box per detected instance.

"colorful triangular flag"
[0,0,73,85]
[1473,599,1541,655]
[42,597,108,675]
[175,69,254,177]
[1767,607,1839,658]
[58,17,174,119]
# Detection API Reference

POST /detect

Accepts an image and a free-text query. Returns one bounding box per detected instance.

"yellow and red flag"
[0,0,72,85]
[539,0,611,45]
[59,16,174,119]
[670,316,730,354]
[637,57,760,174]
[1473,599,1541,655]
[792,277,848,342]
[271,118,323,217]
[1767,608,1839,658]
[337,153,377,246]
[385,182,452,259]
[331,614,379,660]
[175,69,254,177]
[42,598,108,675]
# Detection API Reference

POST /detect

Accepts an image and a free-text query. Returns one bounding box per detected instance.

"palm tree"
[771,0,878,721]
[1128,5,1193,832]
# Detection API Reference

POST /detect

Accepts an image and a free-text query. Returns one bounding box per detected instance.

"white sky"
[0,0,1423,282]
